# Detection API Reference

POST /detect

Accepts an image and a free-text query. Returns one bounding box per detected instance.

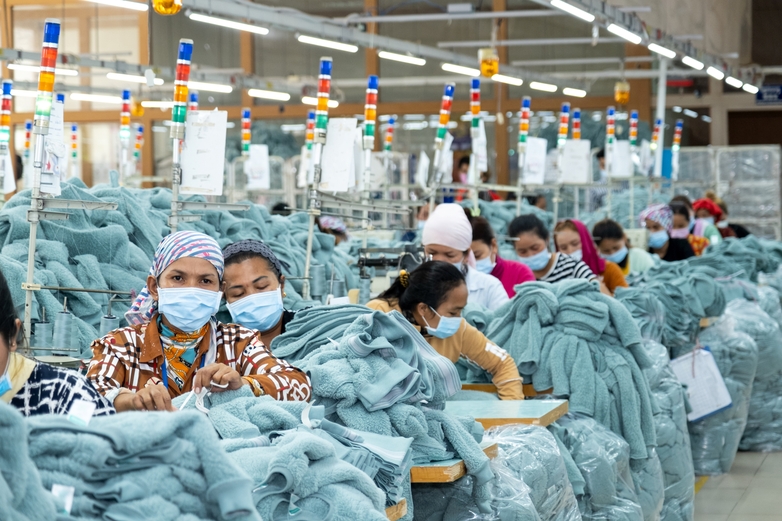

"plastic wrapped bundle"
[579,186,668,231]
[548,413,644,521]
[686,315,758,474]
[642,340,694,521]
[722,295,782,452]
[629,449,664,521]
[483,424,582,521]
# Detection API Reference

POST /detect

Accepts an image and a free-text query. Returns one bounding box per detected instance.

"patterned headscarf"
[318,216,347,234]
[639,204,673,233]
[223,239,285,278]
[125,231,224,325]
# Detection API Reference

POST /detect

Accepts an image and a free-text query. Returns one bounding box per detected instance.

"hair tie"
[399,270,409,288]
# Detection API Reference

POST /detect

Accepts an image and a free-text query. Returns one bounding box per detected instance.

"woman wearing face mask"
[639,204,695,262]
[367,261,523,400]
[470,216,534,297]
[88,231,312,412]
[692,194,724,245]
[554,219,627,294]
[422,203,509,311]
[222,240,295,346]
[714,198,750,238]
[507,214,597,284]
[0,271,114,417]
[670,202,709,256]
[592,219,655,275]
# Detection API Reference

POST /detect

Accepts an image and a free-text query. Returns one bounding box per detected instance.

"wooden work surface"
[444,399,569,429]
[386,499,407,521]
[410,441,498,483]
[460,382,546,397]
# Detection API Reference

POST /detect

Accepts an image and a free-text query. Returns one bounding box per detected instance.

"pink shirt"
[491,256,536,297]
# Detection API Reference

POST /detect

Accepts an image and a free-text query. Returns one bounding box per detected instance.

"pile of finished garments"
[0,179,358,356]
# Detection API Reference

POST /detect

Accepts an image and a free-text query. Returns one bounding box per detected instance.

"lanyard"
[161,351,206,390]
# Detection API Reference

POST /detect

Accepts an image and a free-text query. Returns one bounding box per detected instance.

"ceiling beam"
[511,56,654,67]
[332,9,564,24]
[438,37,625,48]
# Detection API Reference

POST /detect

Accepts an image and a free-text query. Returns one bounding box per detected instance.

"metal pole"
[362,148,372,248]
[23,133,45,342]
[428,147,442,214]
[653,58,668,180]
[170,141,182,232]
[303,142,323,301]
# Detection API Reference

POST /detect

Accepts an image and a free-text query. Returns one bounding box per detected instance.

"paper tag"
[474,119,488,173]
[611,141,632,179]
[416,151,430,189]
[558,139,591,185]
[67,399,96,426]
[329,296,351,306]
[1,153,15,194]
[246,144,270,190]
[40,101,66,196]
[522,137,548,185]
[670,347,732,422]
[180,110,228,195]
[52,484,75,514]
[437,131,454,180]
[289,493,301,515]
[320,118,357,192]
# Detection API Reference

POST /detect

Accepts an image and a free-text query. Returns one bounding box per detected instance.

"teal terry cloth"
[270,305,369,361]
[0,402,58,521]
[614,287,667,344]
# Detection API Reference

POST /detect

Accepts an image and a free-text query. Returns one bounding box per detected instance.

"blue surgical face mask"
[568,249,583,262]
[227,288,284,333]
[475,256,495,274]
[417,220,426,230]
[518,249,551,271]
[157,287,222,333]
[701,217,715,226]
[648,230,669,249]
[423,307,462,339]
[0,355,11,396]
[602,245,628,264]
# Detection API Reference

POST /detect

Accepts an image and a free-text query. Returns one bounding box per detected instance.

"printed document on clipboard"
[670,347,732,422]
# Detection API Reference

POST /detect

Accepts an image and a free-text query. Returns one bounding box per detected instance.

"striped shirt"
[539,253,597,283]
[87,316,312,402]
[10,362,115,417]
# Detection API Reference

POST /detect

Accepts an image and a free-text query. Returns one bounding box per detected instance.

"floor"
[694,452,782,521]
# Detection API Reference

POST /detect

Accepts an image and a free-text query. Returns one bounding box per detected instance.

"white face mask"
[568,249,583,262]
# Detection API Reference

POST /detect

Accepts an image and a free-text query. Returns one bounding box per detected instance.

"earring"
[283,291,287,297]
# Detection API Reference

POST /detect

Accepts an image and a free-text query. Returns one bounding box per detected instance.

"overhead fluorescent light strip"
[8,63,78,76]
[297,35,358,53]
[606,24,642,45]
[648,43,676,59]
[84,0,148,11]
[188,81,232,93]
[188,13,269,35]
[70,93,123,104]
[378,51,426,66]
[529,81,557,92]
[10,89,37,98]
[742,84,759,94]
[563,87,586,97]
[682,108,698,118]
[302,96,339,108]
[491,74,523,86]
[706,66,724,80]
[550,0,595,22]
[247,89,291,101]
[441,63,480,77]
[107,72,164,85]
[682,56,704,70]
[725,76,743,88]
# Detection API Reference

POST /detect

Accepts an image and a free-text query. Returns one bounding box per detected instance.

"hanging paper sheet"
[611,140,632,179]
[640,139,654,176]
[1,153,15,194]
[417,151,430,189]
[320,118,357,193]
[246,144,270,190]
[40,101,66,196]
[180,110,228,196]
[670,347,733,422]
[558,138,591,185]
[522,137,548,185]
[473,119,488,175]
[438,131,454,181]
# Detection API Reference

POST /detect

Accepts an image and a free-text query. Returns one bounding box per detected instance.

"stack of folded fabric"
[548,413,645,521]
[270,305,370,361]
[26,407,261,521]
[173,388,391,521]
[0,402,58,521]
[688,314,758,474]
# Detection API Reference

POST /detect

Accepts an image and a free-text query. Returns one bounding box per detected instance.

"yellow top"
[366,299,524,400]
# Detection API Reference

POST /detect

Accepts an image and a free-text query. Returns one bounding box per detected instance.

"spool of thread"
[100,315,120,336]
[310,264,327,299]
[33,321,52,355]
[331,279,346,299]
[53,302,74,356]
[359,277,371,305]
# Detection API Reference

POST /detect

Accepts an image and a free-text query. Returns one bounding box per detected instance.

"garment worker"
[508,214,600,287]
[88,231,312,412]
[591,218,655,276]
[367,261,523,400]
[714,197,750,238]
[317,216,349,245]
[692,192,725,244]
[670,202,709,256]
[639,204,695,262]
[0,270,114,417]
[422,203,509,311]
[554,219,628,295]
[470,216,534,297]
[222,240,300,347]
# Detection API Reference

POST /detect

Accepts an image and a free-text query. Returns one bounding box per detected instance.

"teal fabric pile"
[173,387,389,521]
[548,413,644,521]
[26,407,260,521]
[0,180,359,356]
[270,305,370,361]
[484,280,657,462]
[688,314,758,475]
[0,401,58,521]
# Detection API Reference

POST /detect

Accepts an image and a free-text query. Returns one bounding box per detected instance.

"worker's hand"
[194,363,244,394]
[115,384,176,412]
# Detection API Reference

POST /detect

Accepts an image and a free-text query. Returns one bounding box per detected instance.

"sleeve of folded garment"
[236,332,313,402]
[86,333,129,397]
[458,322,524,400]
[603,262,628,293]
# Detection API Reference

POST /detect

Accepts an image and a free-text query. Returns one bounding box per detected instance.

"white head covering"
[421,203,476,267]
